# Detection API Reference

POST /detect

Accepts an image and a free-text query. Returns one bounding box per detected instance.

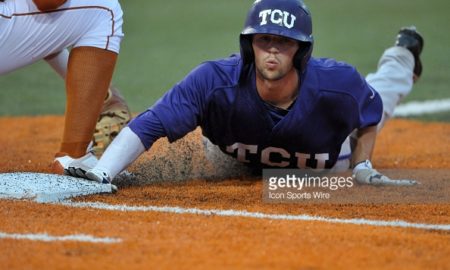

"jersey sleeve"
[353,70,383,128]
[131,62,214,145]
[128,110,166,150]
[315,58,383,130]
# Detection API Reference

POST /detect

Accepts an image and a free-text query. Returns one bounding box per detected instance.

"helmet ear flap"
[293,42,313,73]
[239,35,254,84]
[239,35,254,67]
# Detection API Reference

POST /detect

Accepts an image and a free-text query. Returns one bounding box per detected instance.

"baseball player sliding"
[0,0,131,170]
[66,0,423,186]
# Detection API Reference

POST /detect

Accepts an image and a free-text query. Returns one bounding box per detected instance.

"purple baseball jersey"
[129,54,382,170]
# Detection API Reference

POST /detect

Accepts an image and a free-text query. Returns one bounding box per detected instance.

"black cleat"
[395,26,424,78]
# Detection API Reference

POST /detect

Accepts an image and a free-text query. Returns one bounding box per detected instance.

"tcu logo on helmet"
[259,9,296,29]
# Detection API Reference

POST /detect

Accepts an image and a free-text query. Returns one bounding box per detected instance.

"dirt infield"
[0,116,449,269]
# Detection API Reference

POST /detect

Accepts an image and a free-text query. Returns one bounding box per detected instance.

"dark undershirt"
[262,99,296,125]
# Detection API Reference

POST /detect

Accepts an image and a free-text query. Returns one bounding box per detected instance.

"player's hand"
[352,160,417,186]
[353,168,417,186]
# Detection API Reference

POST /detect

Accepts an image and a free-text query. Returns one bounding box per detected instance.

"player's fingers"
[354,169,418,186]
[379,179,418,186]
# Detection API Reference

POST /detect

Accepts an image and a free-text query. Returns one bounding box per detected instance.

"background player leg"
[366,47,414,130]
[334,26,423,171]
[366,26,423,130]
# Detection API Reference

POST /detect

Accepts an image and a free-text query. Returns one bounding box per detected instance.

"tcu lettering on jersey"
[226,142,330,169]
[259,9,296,29]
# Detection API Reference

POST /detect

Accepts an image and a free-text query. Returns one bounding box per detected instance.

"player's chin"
[261,70,284,81]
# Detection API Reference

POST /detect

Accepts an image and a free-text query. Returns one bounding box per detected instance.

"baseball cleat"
[395,26,424,79]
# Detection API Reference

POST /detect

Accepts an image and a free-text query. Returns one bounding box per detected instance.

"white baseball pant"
[0,0,124,75]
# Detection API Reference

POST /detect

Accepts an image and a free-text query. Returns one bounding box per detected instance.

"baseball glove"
[91,86,131,157]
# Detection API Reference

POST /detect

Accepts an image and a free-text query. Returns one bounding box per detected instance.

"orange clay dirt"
[0,116,449,269]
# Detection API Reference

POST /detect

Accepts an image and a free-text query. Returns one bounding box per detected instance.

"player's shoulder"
[200,54,242,78]
[206,54,242,67]
[309,57,360,78]
[307,57,366,93]
[186,54,242,89]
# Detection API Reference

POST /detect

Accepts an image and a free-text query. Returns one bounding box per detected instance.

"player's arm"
[351,126,417,186]
[33,0,67,11]
[87,97,201,182]
[89,125,149,183]
[351,125,377,166]
[350,72,417,186]
[66,62,213,183]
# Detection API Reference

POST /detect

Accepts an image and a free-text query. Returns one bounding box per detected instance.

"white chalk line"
[0,232,122,244]
[60,201,450,232]
[394,98,450,117]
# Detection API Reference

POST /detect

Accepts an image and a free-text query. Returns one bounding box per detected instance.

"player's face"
[252,34,299,81]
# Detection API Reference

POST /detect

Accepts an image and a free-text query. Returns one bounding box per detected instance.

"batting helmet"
[240,0,313,74]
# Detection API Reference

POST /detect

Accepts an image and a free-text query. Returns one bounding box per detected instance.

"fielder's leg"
[44,49,70,78]
[45,49,131,157]
[50,0,125,174]
[60,47,118,158]
[51,47,117,174]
